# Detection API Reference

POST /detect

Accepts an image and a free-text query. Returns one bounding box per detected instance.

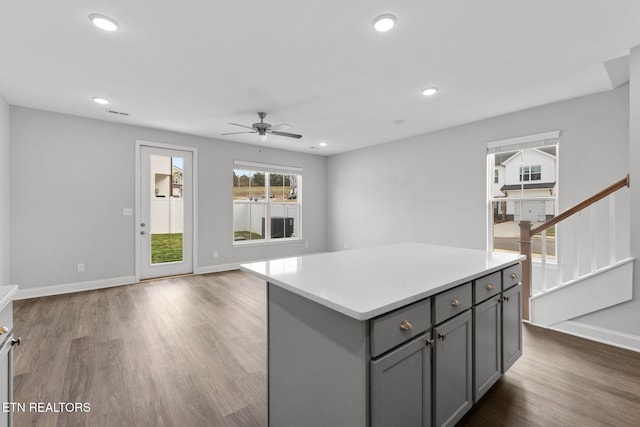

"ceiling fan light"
[372,14,397,32]
[89,14,120,32]
[259,134,267,142]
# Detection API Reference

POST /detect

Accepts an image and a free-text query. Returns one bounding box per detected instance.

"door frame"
[135,140,198,282]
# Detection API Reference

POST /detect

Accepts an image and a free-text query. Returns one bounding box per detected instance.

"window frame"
[486,131,559,259]
[232,161,303,246]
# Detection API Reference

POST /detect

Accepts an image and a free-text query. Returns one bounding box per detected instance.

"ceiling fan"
[222,112,303,142]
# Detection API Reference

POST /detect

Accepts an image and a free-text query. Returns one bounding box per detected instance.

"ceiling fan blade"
[270,123,292,130]
[270,130,303,139]
[228,122,256,130]
[221,131,256,136]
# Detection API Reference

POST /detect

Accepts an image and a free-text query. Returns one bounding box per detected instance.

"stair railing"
[518,175,630,320]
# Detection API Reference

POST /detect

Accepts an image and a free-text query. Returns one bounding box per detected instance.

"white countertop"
[0,285,18,311]
[241,243,525,320]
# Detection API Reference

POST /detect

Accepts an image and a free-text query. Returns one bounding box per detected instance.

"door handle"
[140,231,147,235]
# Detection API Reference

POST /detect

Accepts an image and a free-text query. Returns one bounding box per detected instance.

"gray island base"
[241,243,525,427]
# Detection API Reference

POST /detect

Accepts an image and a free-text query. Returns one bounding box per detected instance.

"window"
[519,164,541,182]
[531,165,541,181]
[494,169,499,184]
[233,161,302,243]
[487,132,559,259]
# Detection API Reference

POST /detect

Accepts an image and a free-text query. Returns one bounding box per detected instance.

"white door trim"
[135,140,198,282]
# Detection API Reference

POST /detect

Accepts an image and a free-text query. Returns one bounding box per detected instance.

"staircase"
[519,176,632,328]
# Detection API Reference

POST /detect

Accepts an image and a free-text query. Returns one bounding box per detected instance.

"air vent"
[106,109,130,116]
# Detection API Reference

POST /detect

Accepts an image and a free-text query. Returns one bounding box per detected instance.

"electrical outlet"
[213,251,219,258]
[305,242,309,249]
[77,263,85,272]
[344,243,348,249]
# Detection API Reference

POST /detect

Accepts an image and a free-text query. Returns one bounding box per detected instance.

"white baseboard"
[195,262,241,275]
[550,320,640,353]
[14,276,137,300]
[13,264,244,300]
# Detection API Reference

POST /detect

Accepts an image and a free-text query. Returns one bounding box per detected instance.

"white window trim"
[233,161,303,245]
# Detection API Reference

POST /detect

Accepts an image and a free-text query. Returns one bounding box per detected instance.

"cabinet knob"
[438,333,446,341]
[0,326,7,335]
[399,320,413,331]
[511,273,518,279]
[451,298,460,307]
[503,296,510,302]
[486,284,494,290]
[11,337,21,346]
[425,338,434,347]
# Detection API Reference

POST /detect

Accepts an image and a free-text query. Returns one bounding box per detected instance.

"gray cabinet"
[0,335,13,427]
[502,283,523,373]
[0,299,14,427]
[371,333,432,427]
[473,295,502,402]
[433,310,473,427]
[265,262,522,427]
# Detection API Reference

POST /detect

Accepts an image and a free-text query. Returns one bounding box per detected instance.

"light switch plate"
[123,208,133,216]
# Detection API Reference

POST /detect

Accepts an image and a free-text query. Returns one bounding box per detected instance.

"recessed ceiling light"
[421,87,438,97]
[372,14,397,32]
[89,14,120,32]
[319,142,328,147]
[92,97,110,105]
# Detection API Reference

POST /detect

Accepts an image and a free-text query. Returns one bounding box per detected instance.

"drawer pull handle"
[438,333,446,341]
[486,284,494,290]
[451,298,460,307]
[399,320,413,331]
[0,326,7,335]
[511,273,518,279]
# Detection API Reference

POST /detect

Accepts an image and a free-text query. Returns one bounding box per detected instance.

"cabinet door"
[502,283,523,373]
[473,295,502,402]
[0,334,13,427]
[433,311,472,427]
[371,333,431,427]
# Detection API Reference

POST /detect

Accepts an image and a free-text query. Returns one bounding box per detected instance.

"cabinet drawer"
[371,298,430,357]
[434,282,472,325]
[0,301,12,335]
[503,263,522,290]
[474,271,501,304]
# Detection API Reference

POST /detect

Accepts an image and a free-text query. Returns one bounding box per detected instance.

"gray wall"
[10,106,326,290]
[327,85,635,337]
[0,96,9,286]
[327,85,629,252]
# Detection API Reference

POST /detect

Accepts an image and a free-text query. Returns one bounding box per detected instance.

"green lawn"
[151,233,183,263]
[234,230,263,241]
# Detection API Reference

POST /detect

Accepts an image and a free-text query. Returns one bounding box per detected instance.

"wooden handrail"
[518,174,630,321]
[530,174,630,236]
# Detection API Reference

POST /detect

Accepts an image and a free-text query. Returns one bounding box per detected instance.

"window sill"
[233,238,304,247]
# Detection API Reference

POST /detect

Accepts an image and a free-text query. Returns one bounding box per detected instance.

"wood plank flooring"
[11,270,640,426]
[12,271,266,427]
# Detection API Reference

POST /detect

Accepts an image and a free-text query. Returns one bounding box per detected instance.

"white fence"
[151,197,183,234]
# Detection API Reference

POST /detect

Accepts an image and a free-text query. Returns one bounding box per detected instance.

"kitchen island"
[241,243,525,427]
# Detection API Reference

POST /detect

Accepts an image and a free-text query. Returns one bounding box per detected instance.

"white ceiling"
[1,1,639,156]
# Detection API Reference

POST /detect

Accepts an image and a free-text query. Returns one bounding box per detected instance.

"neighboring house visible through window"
[487,132,559,258]
[233,161,302,244]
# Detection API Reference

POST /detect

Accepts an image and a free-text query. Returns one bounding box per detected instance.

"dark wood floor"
[12,271,640,426]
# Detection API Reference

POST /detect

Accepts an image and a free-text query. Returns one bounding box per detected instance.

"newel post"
[518,220,532,321]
